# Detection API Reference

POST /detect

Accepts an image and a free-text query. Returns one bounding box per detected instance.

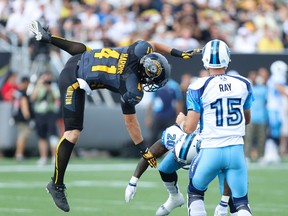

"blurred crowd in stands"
[0,0,288,53]
[0,0,288,163]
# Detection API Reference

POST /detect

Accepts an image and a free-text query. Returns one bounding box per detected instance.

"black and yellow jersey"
[77,40,153,108]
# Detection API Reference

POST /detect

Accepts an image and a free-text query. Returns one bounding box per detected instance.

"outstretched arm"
[149,41,202,59]
[125,140,168,203]
[133,140,168,178]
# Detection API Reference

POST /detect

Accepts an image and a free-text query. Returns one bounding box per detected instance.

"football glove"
[125,182,137,203]
[29,20,51,43]
[181,51,193,59]
[141,148,157,168]
[171,48,202,59]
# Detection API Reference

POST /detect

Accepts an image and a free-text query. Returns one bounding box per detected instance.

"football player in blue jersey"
[125,124,199,215]
[30,20,198,212]
[125,123,236,216]
[177,39,254,216]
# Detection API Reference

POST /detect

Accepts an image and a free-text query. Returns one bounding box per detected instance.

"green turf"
[0,157,287,216]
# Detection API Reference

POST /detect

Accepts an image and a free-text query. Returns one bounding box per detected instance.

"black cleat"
[46,179,70,212]
[29,20,51,43]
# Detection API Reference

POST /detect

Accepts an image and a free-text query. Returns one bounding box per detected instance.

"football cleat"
[46,179,70,212]
[214,204,228,216]
[155,193,185,216]
[29,20,51,43]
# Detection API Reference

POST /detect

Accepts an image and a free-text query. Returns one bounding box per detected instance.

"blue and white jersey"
[161,125,186,151]
[186,74,254,148]
[266,75,286,111]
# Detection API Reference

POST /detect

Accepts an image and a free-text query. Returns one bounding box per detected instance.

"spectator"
[77,4,100,41]
[257,26,284,53]
[1,72,18,102]
[145,78,183,146]
[244,69,268,161]
[5,1,30,46]
[171,27,200,51]
[105,13,136,45]
[11,76,34,161]
[30,71,61,165]
[232,26,258,53]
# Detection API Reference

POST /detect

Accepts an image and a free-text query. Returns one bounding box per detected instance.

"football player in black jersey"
[30,20,197,212]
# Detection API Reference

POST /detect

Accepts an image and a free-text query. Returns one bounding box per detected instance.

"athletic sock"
[53,138,75,185]
[219,195,229,207]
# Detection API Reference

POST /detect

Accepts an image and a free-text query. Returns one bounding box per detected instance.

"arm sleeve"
[51,36,92,55]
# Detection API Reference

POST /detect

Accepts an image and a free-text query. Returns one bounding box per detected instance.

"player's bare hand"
[176,112,186,126]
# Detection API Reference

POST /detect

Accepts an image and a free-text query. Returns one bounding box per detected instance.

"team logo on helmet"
[143,58,162,78]
[140,52,171,92]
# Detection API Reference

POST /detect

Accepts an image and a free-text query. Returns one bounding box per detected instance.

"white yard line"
[0,162,287,172]
[0,163,137,172]
[0,180,159,189]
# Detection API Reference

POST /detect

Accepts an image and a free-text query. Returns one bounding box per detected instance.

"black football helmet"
[139,52,171,92]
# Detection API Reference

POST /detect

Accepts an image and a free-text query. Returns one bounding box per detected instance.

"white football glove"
[125,182,137,203]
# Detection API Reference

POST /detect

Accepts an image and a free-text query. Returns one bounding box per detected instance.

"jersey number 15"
[210,98,243,126]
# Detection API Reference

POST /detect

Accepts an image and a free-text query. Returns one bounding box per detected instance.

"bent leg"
[156,152,184,215]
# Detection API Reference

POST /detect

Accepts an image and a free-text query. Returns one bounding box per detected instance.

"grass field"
[0,157,288,216]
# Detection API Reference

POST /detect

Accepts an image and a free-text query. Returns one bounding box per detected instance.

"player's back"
[188,74,253,148]
[78,46,132,92]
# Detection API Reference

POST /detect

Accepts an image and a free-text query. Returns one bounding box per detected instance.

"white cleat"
[155,193,185,216]
[29,20,51,43]
[214,204,228,216]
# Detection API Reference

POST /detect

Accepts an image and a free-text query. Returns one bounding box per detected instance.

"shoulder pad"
[189,77,210,90]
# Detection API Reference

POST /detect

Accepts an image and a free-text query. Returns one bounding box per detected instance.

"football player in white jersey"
[176,39,254,216]
[125,124,235,216]
[261,60,288,163]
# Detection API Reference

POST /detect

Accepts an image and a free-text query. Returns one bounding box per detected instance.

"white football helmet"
[202,39,230,69]
[174,132,201,165]
[270,60,288,79]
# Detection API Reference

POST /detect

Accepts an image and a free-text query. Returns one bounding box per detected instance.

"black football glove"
[29,20,52,43]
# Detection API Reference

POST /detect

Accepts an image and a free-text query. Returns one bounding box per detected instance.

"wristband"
[130,176,139,184]
[170,48,183,57]
[136,141,146,152]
